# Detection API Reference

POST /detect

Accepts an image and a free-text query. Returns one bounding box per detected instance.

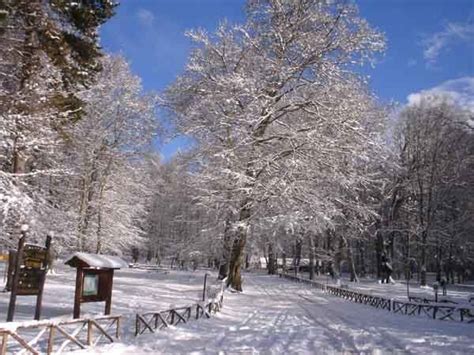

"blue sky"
[100,0,474,159]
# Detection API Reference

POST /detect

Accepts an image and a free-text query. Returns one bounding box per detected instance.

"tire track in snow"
[248,275,411,353]
[246,275,359,353]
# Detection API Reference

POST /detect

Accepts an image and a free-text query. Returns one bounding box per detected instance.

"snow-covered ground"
[298,272,474,306]
[0,263,212,324]
[79,272,473,355]
[0,265,472,354]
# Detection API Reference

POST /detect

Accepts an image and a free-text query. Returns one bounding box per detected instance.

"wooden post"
[87,320,93,346]
[34,235,52,320]
[47,325,55,354]
[116,317,120,339]
[73,268,83,319]
[105,270,114,315]
[170,310,175,325]
[1,332,8,355]
[7,234,25,322]
[6,250,16,291]
[202,273,209,302]
[135,315,139,337]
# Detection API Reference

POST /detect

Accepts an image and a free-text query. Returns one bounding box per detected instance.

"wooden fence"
[128,264,164,271]
[0,315,121,354]
[279,273,474,324]
[135,296,223,336]
[135,278,226,336]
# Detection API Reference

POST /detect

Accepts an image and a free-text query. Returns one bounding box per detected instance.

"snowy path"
[84,273,474,354]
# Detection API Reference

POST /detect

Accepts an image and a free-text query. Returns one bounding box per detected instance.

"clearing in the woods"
[0,265,472,354]
[73,270,473,354]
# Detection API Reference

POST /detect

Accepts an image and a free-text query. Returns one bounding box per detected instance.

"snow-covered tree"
[166,0,386,290]
[391,95,474,285]
[0,0,116,245]
[61,55,158,253]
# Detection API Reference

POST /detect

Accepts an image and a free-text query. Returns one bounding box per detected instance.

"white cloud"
[407,76,474,112]
[422,21,474,66]
[407,58,417,67]
[136,8,155,27]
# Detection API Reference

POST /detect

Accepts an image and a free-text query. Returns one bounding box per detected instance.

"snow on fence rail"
[135,297,223,336]
[279,273,474,324]
[135,278,226,336]
[128,263,165,271]
[0,314,121,354]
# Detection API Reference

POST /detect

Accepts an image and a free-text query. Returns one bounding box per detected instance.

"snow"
[76,273,473,354]
[300,272,474,307]
[64,253,129,269]
[0,265,472,354]
[0,263,211,323]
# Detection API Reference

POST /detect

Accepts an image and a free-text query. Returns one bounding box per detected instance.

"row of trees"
[143,0,473,290]
[0,1,160,256]
[151,0,388,290]
[383,97,474,285]
[1,0,472,292]
[145,96,473,289]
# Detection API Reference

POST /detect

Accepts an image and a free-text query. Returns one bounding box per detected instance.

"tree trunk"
[358,240,366,277]
[420,230,427,286]
[77,158,99,251]
[267,242,276,275]
[293,237,302,277]
[347,240,359,282]
[218,218,233,280]
[227,201,251,291]
[435,235,442,282]
[333,237,344,281]
[95,183,106,254]
[227,234,245,291]
[308,234,315,280]
[376,229,384,279]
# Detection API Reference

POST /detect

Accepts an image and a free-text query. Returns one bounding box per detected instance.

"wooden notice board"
[7,234,52,322]
[65,253,126,319]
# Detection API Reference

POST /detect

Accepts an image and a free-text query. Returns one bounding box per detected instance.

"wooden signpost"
[7,230,52,322]
[65,253,127,319]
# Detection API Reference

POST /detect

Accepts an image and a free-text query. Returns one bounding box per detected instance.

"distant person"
[381,253,392,284]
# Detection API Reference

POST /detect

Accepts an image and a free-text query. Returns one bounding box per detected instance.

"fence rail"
[0,315,121,354]
[135,296,223,336]
[135,277,226,336]
[279,273,473,324]
[0,274,227,353]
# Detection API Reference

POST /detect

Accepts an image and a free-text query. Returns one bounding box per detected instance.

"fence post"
[202,273,210,302]
[7,233,26,322]
[135,314,139,336]
[116,317,121,339]
[87,320,93,346]
[1,332,8,355]
[47,326,55,354]
[170,310,175,325]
